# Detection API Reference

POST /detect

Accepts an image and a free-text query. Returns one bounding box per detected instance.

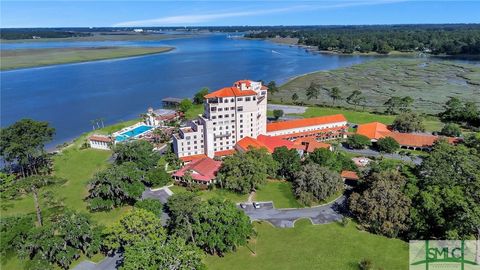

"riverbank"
[0,46,174,70]
[0,32,196,43]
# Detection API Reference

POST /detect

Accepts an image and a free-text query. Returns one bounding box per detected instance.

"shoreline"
[0,46,174,71]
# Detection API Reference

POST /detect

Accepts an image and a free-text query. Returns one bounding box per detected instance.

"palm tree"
[18,175,66,226]
[305,82,320,100]
[90,120,96,130]
[139,113,148,124]
[329,87,342,105]
[99,118,105,128]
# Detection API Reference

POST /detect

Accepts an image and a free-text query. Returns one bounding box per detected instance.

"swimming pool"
[115,125,153,142]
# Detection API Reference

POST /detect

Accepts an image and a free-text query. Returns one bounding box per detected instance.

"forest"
[245,24,480,55]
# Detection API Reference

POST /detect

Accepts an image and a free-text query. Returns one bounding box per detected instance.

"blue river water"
[1,34,379,148]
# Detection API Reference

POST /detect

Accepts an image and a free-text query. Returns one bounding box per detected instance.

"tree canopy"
[217,148,277,194]
[346,134,372,149]
[293,163,343,205]
[306,148,357,173]
[114,140,160,171]
[272,146,301,181]
[376,137,400,153]
[193,87,209,104]
[0,119,55,177]
[391,112,425,133]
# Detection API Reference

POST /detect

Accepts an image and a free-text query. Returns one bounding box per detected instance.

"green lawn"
[184,104,204,120]
[205,219,408,270]
[254,181,302,208]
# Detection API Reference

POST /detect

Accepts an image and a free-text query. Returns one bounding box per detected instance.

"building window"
[237,106,243,112]
[230,98,234,102]
[245,97,251,101]
[237,98,243,101]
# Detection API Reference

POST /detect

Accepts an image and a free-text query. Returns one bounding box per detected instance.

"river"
[1,33,378,148]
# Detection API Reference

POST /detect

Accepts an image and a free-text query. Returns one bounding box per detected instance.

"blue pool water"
[116,125,153,142]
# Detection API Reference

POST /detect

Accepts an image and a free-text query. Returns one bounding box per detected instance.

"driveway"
[141,186,173,204]
[73,253,122,270]
[239,196,345,228]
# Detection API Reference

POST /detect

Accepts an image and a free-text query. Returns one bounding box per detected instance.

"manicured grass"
[276,58,480,114]
[1,46,173,70]
[295,106,443,132]
[205,219,408,270]
[302,106,396,125]
[254,181,302,208]
[184,104,204,120]
[169,185,249,203]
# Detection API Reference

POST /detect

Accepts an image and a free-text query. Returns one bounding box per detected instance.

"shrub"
[440,123,462,137]
[359,258,373,270]
[376,137,400,153]
[346,134,372,149]
[134,199,163,217]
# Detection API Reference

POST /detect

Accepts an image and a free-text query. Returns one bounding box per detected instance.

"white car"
[253,202,261,209]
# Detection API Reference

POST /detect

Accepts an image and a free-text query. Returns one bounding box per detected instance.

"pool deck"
[113,122,154,142]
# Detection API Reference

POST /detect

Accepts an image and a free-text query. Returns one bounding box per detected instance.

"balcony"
[214,132,231,139]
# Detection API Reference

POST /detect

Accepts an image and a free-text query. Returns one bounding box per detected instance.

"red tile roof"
[356,122,390,140]
[236,135,297,153]
[260,85,268,90]
[266,114,347,132]
[173,157,222,182]
[214,149,236,157]
[356,122,458,148]
[293,137,331,153]
[204,87,257,99]
[385,132,457,148]
[180,154,208,163]
[89,135,112,143]
[234,80,251,87]
[236,137,268,152]
[341,170,359,180]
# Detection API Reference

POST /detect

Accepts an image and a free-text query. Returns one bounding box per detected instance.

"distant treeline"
[0,29,91,40]
[244,24,480,55]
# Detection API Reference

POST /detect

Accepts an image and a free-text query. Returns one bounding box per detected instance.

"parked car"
[240,203,246,209]
[253,202,261,209]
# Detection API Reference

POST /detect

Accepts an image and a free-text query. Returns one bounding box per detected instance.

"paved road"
[239,196,346,228]
[73,253,122,270]
[267,104,307,114]
[141,186,173,204]
[339,145,423,165]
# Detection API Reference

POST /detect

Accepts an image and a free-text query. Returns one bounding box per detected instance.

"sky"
[1,1,479,28]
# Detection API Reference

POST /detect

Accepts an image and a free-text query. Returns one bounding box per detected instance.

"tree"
[305,82,320,100]
[193,87,209,104]
[0,119,55,177]
[178,99,193,114]
[384,96,402,114]
[272,109,284,120]
[18,175,66,226]
[114,140,160,171]
[217,148,277,194]
[87,163,144,211]
[463,132,480,152]
[346,134,372,149]
[144,167,172,187]
[103,209,166,253]
[272,147,301,180]
[291,93,299,103]
[166,192,202,243]
[293,163,343,205]
[440,123,461,137]
[328,87,341,105]
[349,170,411,238]
[267,81,278,94]
[0,214,35,257]
[441,97,464,122]
[376,137,400,153]
[391,112,425,133]
[134,199,163,217]
[346,90,364,109]
[306,148,357,173]
[122,237,205,270]
[410,142,480,239]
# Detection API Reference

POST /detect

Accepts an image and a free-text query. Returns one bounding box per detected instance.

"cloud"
[113,1,405,27]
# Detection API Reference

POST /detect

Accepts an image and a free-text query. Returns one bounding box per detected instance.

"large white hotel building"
[173,80,348,160]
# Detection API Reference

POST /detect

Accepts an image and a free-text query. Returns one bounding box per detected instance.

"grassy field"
[275,58,480,114]
[0,46,173,70]
[205,219,408,270]
[254,181,302,208]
